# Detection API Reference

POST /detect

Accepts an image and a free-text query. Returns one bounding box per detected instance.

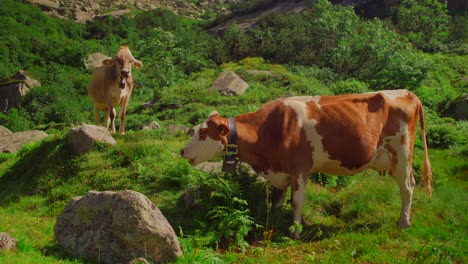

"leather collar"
[222,117,238,173]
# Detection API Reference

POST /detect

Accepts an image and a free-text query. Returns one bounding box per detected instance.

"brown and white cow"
[87,45,142,133]
[181,89,433,238]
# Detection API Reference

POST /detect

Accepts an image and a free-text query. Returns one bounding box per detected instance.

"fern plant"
[198,175,257,250]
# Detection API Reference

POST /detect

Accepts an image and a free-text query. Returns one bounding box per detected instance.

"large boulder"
[0,125,12,138]
[54,190,182,264]
[0,70,41,113]
[67,124,116,155]
[0,232,17,251]
[441,94,468,121]
[84,52,110,71]
[210,70,249,96]
[0,130,48,153]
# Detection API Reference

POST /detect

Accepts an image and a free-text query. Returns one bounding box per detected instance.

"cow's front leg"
[290,173,307,239]
[109,107,117,133]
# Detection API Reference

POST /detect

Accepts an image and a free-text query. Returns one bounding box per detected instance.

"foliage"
[0,1,467,263]
[137,28,185,90]
[134,8,185,34]
[447,13,468,54]
[182,172,258,250]
[397,0,450,52]
[212,0,431,89]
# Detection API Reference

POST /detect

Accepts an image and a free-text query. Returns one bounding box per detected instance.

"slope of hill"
[0,0,466,263]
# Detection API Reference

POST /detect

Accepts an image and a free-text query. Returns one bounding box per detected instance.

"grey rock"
[0,232,17,251]
[442,94,468,121]
[0,70,41,113]
[0,130,48,153]
[54,190,182,264]
[0,125,12,138]
[142,121,161,131]
[210,70,249,96]
[67,124,116,155]
[84,52,110,71]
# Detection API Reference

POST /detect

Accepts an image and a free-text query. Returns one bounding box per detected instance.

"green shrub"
[331,79,369,95]
[397,0,450,52]
[212,0,430,89]
[183,172,259,250]
[0,109,34,132]
[426,118,466,149]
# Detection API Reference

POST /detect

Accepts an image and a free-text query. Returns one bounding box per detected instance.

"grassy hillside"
[0,0,467,263]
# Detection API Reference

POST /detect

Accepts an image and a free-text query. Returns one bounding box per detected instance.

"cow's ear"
[102,59,114,65]
[133,59,142,69]
[217,123,229,137]
[208,111,219,118]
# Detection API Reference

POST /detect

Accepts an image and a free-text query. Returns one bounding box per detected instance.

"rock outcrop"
[67,124,117,155]
[0,70,41,113]
[0,125,12,138]
[0,130,48,153]
[54,190,182,264]
[441,94,468,121]
[210,70,249,96]
[84,52,110,71]
[25,0,239,23]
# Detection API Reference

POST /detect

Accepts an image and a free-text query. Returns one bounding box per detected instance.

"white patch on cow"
[259,170,290,190]
[381,90,409,100]
[181,128,224,165]
[283,98,348,173]
[286,96,321,108]
[284,97,388,175]
[208,111,219,118]
[310,96,321,108]
[385,121,414,227]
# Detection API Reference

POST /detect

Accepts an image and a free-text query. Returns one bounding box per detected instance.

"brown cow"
[87,46,142,133]
[181,90,433,238]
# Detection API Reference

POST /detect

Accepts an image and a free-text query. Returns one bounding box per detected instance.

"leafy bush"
[134,8,184,34]
[212,0,430,89]
[427,119,467,149]
[0,108,34,131]
[397,0,450,52]
[185,172,257,250]
[331,79,369,95]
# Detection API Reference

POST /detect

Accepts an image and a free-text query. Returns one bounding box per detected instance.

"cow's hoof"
[397,221,411,228]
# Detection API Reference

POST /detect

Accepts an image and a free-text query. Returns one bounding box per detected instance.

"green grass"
[0,127,466,263]
[1,54,467,263]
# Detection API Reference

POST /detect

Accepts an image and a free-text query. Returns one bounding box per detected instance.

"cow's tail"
[418,102,433,197]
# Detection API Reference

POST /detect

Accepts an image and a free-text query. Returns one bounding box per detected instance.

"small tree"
[397,0,450,52]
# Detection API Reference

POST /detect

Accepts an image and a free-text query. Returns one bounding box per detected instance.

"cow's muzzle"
[121,69,130,78]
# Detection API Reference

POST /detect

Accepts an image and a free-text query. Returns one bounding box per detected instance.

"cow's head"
[180,111,230,165]
[102,45,142,88]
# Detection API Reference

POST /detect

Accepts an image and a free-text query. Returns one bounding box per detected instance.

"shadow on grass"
[0,136,78,207]
[41,243,86,263]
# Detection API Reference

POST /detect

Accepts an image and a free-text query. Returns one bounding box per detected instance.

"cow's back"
[275,90,420,174]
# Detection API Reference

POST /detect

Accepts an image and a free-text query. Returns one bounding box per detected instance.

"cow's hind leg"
[290,173,307,239]
[271,187,286,209]
[393,160,415,228]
